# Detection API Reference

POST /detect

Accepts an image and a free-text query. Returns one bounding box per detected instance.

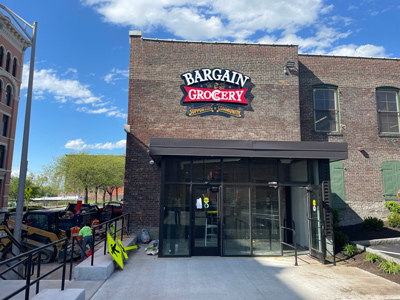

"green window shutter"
[330,161,346,209]
[382,161,400,201]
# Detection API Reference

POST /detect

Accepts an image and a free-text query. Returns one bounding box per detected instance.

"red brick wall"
[126,35,301,235]
[299,55,400,224]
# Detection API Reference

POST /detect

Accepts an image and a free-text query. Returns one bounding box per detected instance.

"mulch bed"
[337,221,400,241]
[337,252,400,285]
[335,222,400,285]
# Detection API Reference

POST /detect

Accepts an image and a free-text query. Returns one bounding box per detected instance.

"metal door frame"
[191,185,221,256]
[306,185,325,262]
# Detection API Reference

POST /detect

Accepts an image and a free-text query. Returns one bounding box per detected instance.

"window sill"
[314,131,343,137]
[379,133,400,138]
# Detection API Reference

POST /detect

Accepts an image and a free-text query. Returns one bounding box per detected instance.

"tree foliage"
[47,152,125,203]
[9,174,60,201]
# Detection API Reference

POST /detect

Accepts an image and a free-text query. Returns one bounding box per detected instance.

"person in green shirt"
[78,223,93,261]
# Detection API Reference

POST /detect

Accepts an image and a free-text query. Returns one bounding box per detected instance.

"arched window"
[0,81,3,102]
[5,52,11,72]
[0,47,4,68]
[5,86,11,106]
[12,57,17,77]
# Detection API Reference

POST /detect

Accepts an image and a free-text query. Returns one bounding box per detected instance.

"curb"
[352,238,400,265]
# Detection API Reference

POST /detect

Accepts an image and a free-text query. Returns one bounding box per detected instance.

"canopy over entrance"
[149,138,348,164]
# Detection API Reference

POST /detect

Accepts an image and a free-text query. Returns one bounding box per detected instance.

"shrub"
[388,213,400,228]
[385,201,400,214]
[363,216,384,231]
[334,231,349,249]
[379,260,400,275]
[364,253,382,263]
[332,208,339,228]
[343,243,358,256]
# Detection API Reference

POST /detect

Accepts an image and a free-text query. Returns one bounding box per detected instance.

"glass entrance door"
[192,186,220,256]
[307,186,324,261]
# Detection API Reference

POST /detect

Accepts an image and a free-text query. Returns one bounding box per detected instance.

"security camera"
[149,160,155,165]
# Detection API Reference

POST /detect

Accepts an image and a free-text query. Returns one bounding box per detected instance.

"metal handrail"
[281,223,298,266]
[90,213,130,266]
[0,237,69,300]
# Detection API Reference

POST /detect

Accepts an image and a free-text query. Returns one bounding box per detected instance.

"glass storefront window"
[251,158,278,183]
[161,184,190,256]
[223,158,249,183]
[222,185,250,255]
[280,159,308,183]
[251,186,280,255]
[192,158,222,183]
[165,157,191,182]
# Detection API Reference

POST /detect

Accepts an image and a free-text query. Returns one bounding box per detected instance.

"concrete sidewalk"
[90,246,400,300]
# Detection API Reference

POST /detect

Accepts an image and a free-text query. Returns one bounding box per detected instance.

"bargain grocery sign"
[180,68,253,118]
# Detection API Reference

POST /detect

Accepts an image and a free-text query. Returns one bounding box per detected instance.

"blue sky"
[3,0,400,175]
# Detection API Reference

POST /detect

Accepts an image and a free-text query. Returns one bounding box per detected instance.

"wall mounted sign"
[180,68,253,118]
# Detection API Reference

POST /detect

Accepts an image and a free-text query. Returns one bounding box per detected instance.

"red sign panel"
[183,87,248,104]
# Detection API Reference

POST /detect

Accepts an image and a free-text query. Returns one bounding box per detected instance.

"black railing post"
[113,219,117,241]
[104,223,108,255]
[91,226,95,266]
[121,216,125,241]
[69,237,75,281]
[25,253,32,300]
[36,252,41,294]
[61,239,68,290]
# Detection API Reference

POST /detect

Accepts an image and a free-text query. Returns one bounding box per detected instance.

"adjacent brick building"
[124,31,398,261]
[0,12,31,211]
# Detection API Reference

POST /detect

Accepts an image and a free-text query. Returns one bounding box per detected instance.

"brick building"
[124,31,399,261]
[0,12,31,211]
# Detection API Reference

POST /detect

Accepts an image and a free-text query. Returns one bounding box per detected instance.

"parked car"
[99,201,123,223]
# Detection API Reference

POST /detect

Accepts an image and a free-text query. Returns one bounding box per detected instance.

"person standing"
[78,223,94,261]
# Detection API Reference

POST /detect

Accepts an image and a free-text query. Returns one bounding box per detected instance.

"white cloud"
[327,44,388,57]
[80,0,389,57]
[82,0,328,40]
[11,169,33,177]
[65,139,127,151]
[21,64,127,119]
[104,68,129,84]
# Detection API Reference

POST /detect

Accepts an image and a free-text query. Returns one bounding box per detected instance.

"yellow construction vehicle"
[0,211,68,263]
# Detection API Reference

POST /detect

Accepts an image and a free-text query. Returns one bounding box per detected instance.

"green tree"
[48,152,125,204]
[9,175,44,201]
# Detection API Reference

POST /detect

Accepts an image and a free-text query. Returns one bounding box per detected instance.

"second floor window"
[377,88,400,134]
[0,47,3,68]
[1,115,8,137]
[5,52,10,72]
[12,57,17,77]
[5,86,11,106]
[313,85,339,133]
[0,145,4,169]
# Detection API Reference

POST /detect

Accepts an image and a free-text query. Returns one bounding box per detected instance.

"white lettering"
[194,70,203,84]
[221,69,231,82]
[235,74,250,88]
[235,90,244,101]
[197,89,204,99]
[202,69,213,81]
[188,88,196,99]
[182,73,195,85]
[226,71,238,85]
[212,69,222,81]
[212,90,220,101]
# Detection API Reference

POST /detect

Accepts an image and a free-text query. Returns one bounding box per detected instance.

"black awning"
[149,138,348,163]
